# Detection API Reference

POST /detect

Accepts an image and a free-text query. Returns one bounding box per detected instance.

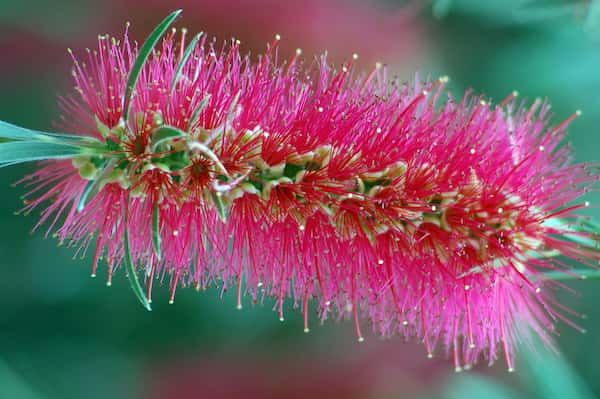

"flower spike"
[2,11,600,371]
[122,9,182,122]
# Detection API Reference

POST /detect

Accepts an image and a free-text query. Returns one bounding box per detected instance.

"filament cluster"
[18,22,599,372]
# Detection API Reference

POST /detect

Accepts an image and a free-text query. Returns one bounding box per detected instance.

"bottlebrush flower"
[2,11,599,371]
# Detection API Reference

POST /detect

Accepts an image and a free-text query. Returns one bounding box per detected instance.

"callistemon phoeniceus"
[2,10,600,372]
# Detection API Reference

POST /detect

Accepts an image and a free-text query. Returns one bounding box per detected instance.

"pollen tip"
[438,75,449,83]
[508,367,515,373]
[90,273,96,278]
[106,281,112,287]
[279,316,285,322]
[304,327,310,333]
[454,367,463,373]
[236,304,243,310]
[357,336,365,343]
[512,90,519,97]
[296,48,302,55]
[576,109,582,116]
[375,62,383,69]
[352,53,359,60]
[427,353,433,359]
[169,299,174,305]
[275,33,281,41]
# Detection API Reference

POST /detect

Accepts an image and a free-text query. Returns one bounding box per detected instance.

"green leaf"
[433,0,453,19]
[150,125,187,151]
[152,202,161,260]
[122,10,183,122]
[519,338,595,399]
[0,358,45,399]
[0,120,54,141]
[585,0,600,37]
[543,269,600,281]
[440,373,524,399]
[211,191,227,222]
[514,3,586,24]
[123,202,152,311]
[0,120,101,145]
[171,31,203,93]
[77,158,117,212]
[542,218,600,249]
[0,141,91,166]
[188,94,211,132]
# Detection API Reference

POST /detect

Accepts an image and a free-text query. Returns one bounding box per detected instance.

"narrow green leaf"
[188,94,211,132]
[41,131,102,145]
[514,3,585,23]
[78,180,96,212]
[211,191,227,222]
[0,141,90,166]
[585,0,600,36]
[0,358,45,399]
[519,338,595,399]
[543,269,600,281]
[124,203,152,311]
[122,10,183,122]
[441,373,524,399]
[0,120,101,145]
[77,159,117,212]
[578,218,600,235]
[152,202,162,260]
[150,125,187,151]
[0,120,52,141]
[171,31,203,93]
[543,218,600,249]
[433,0,453,19]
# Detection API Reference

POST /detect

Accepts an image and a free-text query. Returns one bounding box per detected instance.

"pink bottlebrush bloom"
[12,13,600,371]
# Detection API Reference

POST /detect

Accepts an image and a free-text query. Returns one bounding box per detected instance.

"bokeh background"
[0,1,599,398]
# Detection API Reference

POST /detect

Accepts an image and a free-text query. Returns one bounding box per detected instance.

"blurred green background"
[0,1,599,398]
